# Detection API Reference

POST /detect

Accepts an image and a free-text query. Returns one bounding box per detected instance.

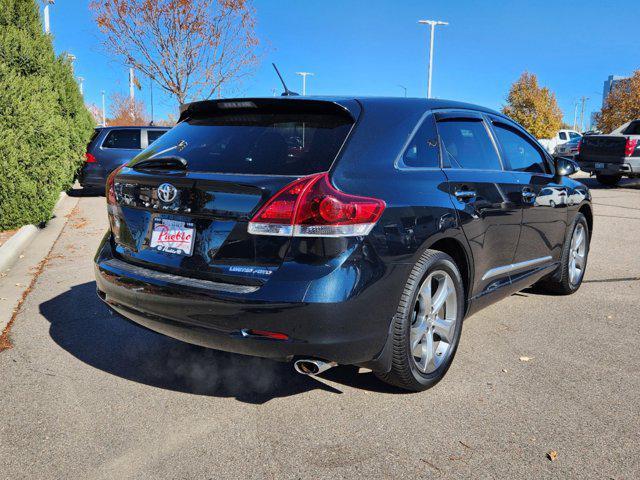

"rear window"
[133,113,353,175]
[147,129,167,144]
[103,129,141,149]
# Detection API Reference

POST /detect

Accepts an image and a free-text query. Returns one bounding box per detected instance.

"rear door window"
[134,113,353,175]
[102,129,141,149]
[624,121,640,135]
[437,119,502,170]
[559,132,567,140]
[147,130,167,144]
[400,114,440,168]
[492,123,549,174]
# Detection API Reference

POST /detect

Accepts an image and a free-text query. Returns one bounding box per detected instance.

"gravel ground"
[1,176,639,479]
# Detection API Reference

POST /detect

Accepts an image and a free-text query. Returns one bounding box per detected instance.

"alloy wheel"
[410,270,458,374]
[569,223,587,286]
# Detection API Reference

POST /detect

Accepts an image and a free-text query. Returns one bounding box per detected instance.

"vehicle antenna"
[272,63,299,96]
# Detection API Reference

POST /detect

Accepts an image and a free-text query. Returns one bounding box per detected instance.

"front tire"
[538,213,590,295]
[376,250,464,391]
[596,173,621,186]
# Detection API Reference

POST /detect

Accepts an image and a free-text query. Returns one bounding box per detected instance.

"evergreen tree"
[0,0,94,230]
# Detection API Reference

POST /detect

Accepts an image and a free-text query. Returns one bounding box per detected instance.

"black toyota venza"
[95,97,592,391]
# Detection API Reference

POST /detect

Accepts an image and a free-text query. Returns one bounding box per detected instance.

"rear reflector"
[625,138,638,157]
[248,173,385,237]
[242,329,289,340]
[85,152,97,163]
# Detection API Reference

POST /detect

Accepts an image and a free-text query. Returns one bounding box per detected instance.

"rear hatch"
[107,98,358,286]
[579,135,628,163]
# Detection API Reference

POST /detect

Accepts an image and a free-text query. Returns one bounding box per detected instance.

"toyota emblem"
[157,183,178,203]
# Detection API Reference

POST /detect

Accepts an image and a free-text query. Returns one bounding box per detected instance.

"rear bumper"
[78,163,107,188]
[94,234,406,367]
[578,157,640,175]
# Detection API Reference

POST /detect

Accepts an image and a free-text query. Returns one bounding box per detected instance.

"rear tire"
[595,173,621,186]
[537,213,590,295]
[376,250,464,392]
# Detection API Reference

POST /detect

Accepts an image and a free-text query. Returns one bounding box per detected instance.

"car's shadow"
[39,282,399,404]
[577,176,640,190]
[67,186,103,197]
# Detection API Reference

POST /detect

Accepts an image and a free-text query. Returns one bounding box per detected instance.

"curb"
[0,225,39,274]
[0,193,67,274]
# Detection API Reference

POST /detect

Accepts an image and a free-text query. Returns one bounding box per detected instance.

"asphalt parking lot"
[1,174,639,479]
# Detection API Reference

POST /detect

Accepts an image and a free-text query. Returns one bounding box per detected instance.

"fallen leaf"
[547,450,558,461]
[502,368,508,373]
[519,356,533,362]
[420,459,441,472]
[15,283,23,287]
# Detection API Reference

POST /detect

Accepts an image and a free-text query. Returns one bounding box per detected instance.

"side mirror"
[555,157,580,176]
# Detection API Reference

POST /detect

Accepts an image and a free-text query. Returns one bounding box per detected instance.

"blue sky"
[46,0,637,127]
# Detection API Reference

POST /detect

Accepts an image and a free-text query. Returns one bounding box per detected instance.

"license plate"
[595,163,605,169]
[149,218,195,256]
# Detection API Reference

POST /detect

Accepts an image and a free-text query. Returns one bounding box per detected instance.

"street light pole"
[573,101,579,131]
[77,76,84,96]
[65,53,76,73]
[579,96,589,133]
[149,76,154,125]
[42,0,54,35]
[101,90,106,126]
[398,85,407,97]
[129,68,135,101]
[418,19,448,98]
[295,72,314,96]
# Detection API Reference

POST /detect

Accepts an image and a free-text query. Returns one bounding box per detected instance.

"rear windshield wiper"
[131,156,188,171]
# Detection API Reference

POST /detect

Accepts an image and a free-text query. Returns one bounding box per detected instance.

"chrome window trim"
[394,111,443,171]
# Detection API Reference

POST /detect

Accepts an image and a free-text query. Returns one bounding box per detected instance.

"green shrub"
[0,0,94,230]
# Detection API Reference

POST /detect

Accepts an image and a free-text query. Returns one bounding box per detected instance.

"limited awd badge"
[157,183,178,203]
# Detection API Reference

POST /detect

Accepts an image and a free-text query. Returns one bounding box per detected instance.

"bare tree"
[91,0,259,104]
[107,92,149,125]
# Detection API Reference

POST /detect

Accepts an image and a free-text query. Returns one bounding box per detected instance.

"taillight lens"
[85,152,97,163]
[248,173,386,237]
[106,165,125,206]
[625,138,638,157]
[576,139,582,155]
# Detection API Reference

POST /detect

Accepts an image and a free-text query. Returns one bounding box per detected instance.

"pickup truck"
[577,120,640,186]
[539,129,582,155]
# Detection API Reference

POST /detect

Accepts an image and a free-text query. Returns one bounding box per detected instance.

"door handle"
[454,190,477,200]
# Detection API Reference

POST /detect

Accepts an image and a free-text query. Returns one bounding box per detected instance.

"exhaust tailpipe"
[294,359,337,376]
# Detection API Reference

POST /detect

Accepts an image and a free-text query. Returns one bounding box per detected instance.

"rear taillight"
[85,152,97,163]
[248,173,386,237]
[106,165,125,206]
[625,138,638,157]
[576,139,582,155]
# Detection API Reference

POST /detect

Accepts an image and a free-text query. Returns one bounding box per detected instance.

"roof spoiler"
[178,98,358,123]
